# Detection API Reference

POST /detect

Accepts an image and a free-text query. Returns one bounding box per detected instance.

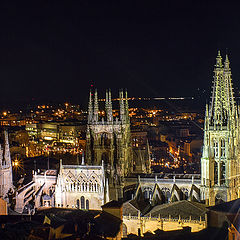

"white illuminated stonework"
[201,52,240,205]
[0,130,13,200]
[55,159,109,210]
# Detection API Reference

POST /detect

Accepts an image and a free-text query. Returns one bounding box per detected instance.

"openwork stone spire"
[209,51,237,128]
[201,51,240,206]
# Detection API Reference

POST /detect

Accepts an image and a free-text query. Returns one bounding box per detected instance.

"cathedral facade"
[55,159,108,210]
[86,89,134,199]
[201,52,240,205]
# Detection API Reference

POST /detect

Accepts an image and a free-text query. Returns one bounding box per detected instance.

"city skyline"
[0,1,240,106]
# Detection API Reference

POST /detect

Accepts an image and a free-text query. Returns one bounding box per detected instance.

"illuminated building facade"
[26,122,85,144]
[15,159,109,213]
[86,89,134,199]
[55,159,109,210]
[0,130,13,200]
[201,52,240,205]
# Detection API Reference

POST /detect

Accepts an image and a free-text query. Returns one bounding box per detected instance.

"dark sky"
[0,1,240,107]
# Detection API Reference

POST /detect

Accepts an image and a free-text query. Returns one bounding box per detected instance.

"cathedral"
[201,51,240,205]
[5,51,240,214]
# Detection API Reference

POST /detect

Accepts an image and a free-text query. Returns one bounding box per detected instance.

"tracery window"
[213,139,219,158]
[221,139,225,158]
[89,181,92,192]
[220,161,226,185]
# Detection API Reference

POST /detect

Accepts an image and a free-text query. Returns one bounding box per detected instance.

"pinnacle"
[225,54,229,61]
[215,50,223,67]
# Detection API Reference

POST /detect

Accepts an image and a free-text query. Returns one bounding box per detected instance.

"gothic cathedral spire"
[209,51,236,128]
[201,51,239,206]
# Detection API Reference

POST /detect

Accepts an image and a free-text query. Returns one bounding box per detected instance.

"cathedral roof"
[122,200,139,216]
[102,200,123,208]
[37,207,122,238]
[125,198,152,216]
[208,198,240,214]
[145,200,207,220]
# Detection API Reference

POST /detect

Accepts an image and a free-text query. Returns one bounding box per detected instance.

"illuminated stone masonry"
[201,51,240,205]
[0,130,13,201]
[55,159,109,210]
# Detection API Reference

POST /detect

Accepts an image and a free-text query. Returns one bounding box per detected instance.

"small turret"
[125,89,129,123]
[215,50,223,68]
[4,130,12,168]
[93,89,99,123]
[119,89,125,123]
[105,89,113,123]
[204,104,209,131]
[224,54,230,69]
[88,90,93,124]
[81,151,85,165]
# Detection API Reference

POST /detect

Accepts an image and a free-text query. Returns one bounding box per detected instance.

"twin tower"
[201,51,240,205]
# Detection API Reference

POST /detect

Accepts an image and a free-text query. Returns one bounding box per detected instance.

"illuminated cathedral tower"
[0,130,13,200]
[201,51,240,205]
[86,89,133,200]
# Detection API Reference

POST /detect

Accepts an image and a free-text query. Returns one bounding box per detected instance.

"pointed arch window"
[213,139,219,158]
[144,190,148,199]
[149,190,153,200]
[89,181,92,192]
[221,139,226,158]
[166,191,171,202]
[220,161,226,185]
[81,196,85,209]
[86,199,89,210]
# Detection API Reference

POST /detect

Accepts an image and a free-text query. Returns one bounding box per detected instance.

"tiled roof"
[101,200,123,208]
[208,198,240,214]
[36,207,122,238]
[123,200,139,216]
[145,200,207,220]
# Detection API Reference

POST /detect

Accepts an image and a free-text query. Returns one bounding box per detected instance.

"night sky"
[0,1,240,107]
